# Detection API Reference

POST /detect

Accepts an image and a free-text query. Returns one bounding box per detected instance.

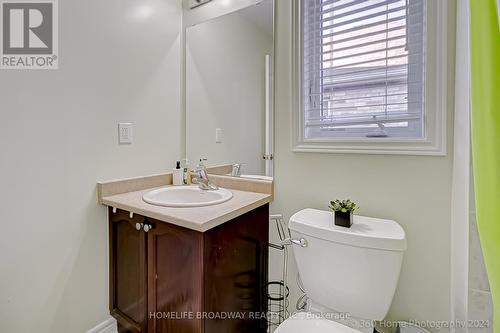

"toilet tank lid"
[289,209,407,251]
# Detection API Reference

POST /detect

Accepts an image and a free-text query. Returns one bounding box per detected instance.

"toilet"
[276,208,407,333]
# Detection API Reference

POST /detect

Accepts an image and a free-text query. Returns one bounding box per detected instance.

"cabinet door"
[109,208,148,333]
[147,220,204,333]
[204,204,269,333]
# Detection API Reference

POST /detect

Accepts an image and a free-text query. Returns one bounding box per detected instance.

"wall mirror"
[184,0,275,180]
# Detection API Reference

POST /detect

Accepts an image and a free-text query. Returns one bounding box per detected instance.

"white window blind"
[302,0,426,139]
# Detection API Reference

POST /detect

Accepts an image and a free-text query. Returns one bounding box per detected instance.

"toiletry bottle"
[182,158,191,185]
[173,161,183,186]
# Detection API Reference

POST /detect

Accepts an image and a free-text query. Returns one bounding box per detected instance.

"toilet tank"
[289,209,406,320]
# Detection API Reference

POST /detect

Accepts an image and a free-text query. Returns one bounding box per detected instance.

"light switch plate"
[215,128,223,143]
[118,123,133,144]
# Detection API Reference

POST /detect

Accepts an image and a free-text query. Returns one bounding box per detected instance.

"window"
[293,0,447,155]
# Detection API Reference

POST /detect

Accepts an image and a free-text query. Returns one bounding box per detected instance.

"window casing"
[293,0,447,155]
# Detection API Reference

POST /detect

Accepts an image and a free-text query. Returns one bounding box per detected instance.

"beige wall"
[0,0,182,332]
[271,0,456,326]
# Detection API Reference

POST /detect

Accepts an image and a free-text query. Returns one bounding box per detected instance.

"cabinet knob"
[135,223,143,231]
[143,224,153,232]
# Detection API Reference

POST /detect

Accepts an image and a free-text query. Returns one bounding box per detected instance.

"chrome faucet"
[192,158,219,190]
[231,163,242,177]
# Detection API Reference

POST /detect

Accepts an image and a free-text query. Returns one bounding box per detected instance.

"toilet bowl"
[276,312,360,333]
[275,208,407,333]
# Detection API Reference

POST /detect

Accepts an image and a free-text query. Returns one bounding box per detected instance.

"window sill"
[293,138,446,156]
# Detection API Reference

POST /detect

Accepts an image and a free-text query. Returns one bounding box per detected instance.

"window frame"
[292,0,448,155]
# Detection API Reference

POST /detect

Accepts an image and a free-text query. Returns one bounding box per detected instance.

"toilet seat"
[275,312,361,333]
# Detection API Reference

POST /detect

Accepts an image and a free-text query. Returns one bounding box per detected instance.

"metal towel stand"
[267,214,291,332]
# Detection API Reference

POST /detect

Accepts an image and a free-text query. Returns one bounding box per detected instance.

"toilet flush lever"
[290,238,308,248]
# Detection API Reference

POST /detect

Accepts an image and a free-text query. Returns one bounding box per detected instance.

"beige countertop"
[101,186,271,232]
[97,168,273,232]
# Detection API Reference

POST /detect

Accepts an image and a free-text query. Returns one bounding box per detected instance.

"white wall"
[185,5,272,174]
[271,0,456,327]
[0,0,182,332]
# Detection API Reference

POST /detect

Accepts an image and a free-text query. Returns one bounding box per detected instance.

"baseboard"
[86,317,117,333]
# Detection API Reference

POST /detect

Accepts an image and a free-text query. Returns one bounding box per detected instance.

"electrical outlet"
[118,123,133,144]
[215,128,223,143]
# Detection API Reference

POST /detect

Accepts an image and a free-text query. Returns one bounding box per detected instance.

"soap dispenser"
[173,161,183,186]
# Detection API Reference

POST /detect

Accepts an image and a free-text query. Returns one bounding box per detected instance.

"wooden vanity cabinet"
[109,204,269,333]
[109,210,148,332]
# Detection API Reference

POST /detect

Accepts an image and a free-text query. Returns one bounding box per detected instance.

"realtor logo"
[1,0,58,69]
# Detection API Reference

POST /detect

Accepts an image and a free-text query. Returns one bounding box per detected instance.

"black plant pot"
[334,211,353,228]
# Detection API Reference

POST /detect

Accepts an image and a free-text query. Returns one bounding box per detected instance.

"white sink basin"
[142,185,233,208]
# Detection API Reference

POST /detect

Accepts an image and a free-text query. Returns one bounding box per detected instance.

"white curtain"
[450,0,471,331]
[498,0,500,30]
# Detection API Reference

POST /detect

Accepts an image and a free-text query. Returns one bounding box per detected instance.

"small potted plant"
[329,199,358,228]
